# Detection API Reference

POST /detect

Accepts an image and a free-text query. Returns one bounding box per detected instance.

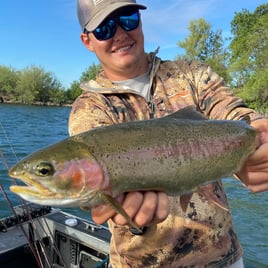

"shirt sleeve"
[184,61,260,121]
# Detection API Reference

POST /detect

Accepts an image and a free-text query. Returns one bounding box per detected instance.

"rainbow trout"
[9,107,256,230]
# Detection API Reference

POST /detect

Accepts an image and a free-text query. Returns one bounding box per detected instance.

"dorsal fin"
[166,106,206,120]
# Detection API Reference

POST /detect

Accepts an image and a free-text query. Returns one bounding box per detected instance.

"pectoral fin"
[100,193,143,234]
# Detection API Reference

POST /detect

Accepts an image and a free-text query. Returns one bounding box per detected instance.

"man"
[69,0,268,267]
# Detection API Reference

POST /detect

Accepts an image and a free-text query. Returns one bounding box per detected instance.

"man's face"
[81,10,147,80]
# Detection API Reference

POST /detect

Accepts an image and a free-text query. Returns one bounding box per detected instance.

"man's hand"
[91,191,170,227]
[236,118,268,193]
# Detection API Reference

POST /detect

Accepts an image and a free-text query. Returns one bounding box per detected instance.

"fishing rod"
[0,184,44,268]
[0,121,67,268]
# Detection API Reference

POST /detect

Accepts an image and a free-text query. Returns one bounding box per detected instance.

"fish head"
[9,139,108,207]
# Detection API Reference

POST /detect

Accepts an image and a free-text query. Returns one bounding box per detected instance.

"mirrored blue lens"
[93,11,139,41]
[119,12,139,31]
[93,20,116,41]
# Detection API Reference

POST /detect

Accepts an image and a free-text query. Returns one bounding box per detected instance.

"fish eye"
[34,162,55,177]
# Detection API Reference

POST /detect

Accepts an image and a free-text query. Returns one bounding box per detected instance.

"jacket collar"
[80,48,161,96]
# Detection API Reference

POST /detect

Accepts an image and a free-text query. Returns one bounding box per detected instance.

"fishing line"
[38,215,68,268]
[0,120,57,268]
[0,121,19,165]
[0,184,44,268]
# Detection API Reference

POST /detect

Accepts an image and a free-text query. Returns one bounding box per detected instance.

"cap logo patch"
[93,0,105,6]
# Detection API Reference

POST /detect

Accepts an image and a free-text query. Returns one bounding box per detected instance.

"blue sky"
[1,0,266,88]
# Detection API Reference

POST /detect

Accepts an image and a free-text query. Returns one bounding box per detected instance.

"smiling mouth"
[114,44,133,53]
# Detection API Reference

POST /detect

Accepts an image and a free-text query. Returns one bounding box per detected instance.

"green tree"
[66,80,82,102]
[177,18,230,83]
[80,63,101,82]
[49,87,66,105]
[66,63,101,102]
[0,65,18,101]
[229,4,268,110]
[16,65,63,104]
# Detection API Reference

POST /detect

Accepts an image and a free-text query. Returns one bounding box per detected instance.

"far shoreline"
[0,100,72,108]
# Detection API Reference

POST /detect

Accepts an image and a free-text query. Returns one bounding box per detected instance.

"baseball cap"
[77,0,147,32]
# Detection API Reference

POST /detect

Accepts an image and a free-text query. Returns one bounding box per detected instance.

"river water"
[0,103,267,267]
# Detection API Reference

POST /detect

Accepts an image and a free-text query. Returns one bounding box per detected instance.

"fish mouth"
[9,171,56,199]
[9,173,99,206]
[10,184,53,197]
[9,182,69,206]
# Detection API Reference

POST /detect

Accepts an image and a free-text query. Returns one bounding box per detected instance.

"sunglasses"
[85,11,140,41]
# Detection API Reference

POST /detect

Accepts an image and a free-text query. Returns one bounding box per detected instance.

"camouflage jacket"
[69,51,259,267]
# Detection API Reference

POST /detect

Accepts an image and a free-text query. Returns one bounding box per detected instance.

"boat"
[0,203,111,268]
